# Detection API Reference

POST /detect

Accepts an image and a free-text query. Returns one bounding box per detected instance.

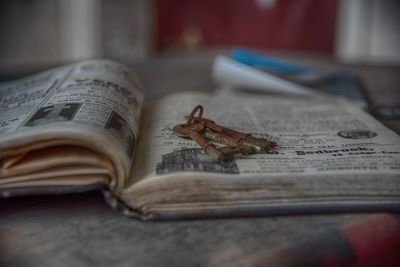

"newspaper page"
[130,91,399,181]
[0,60,144,191]
[121,91,399,218]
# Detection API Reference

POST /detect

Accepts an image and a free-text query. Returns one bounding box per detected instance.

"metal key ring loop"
[186,105,203,126]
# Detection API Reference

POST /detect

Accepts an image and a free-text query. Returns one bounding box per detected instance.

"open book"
[1,60,399,220]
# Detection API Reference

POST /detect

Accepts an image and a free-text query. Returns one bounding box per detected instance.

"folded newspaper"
[1,60,399,220]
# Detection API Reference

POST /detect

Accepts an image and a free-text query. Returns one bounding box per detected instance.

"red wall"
[156,0,337,53]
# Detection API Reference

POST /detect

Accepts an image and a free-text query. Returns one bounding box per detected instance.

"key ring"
[186,105,203,126]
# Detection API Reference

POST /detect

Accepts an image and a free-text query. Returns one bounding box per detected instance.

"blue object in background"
[231,47,370,108]
[231,48,311,74]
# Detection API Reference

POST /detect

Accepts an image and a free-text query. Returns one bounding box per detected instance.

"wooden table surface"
[1,51,399,267]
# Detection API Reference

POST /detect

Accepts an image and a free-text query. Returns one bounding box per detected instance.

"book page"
[0,60,144,191]
[128,92,399,184]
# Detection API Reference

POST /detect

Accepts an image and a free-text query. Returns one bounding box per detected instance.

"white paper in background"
[211,56,325,97]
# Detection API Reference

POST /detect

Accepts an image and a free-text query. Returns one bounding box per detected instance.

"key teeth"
[205,146,224,161]
[239,145,257,155]
[244,137,277,152]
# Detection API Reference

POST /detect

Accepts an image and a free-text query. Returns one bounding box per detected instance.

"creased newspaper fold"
[0,60,144,193]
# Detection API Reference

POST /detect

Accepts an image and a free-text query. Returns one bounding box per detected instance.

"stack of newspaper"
[0,59,399,220]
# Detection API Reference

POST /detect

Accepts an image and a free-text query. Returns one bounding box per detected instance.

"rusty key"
[185,116,224,133]
[190,117,276,153]
[173,123,224,161]
[215,125,276,152]
[173,104,277,159]
[203,129,256,155]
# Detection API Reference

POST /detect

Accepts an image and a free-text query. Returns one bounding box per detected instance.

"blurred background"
[1,0,400,72]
